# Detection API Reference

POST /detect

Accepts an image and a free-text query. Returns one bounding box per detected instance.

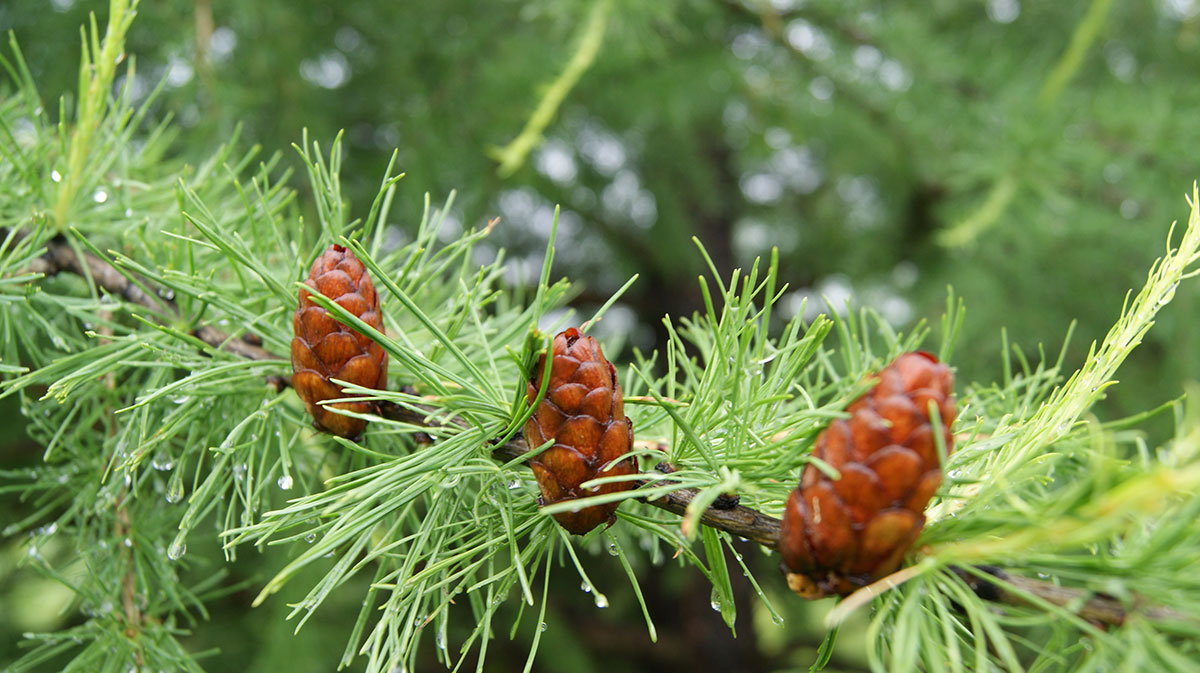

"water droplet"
[124,207,133,217]
[166,481,184,504]
[51,170,62,182]
[26,544,39,559]
[232,463,246,480]
[593,593,609,608]
[710,588,722,612]
[167,540,186,560]
[771,612,784,626]
[539,622,546,632]
[92,188,108,203]
[606,542,619,557]
[38,522,57,536]
[172,396,190,404]
[305,533,317,543]
[580,581,592,594]
[507,479,521,489]
[123,537,133,548]
[151,453,175,471]
[277,474,293,490]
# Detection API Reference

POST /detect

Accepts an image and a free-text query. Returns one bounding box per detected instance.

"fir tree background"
[2,1,1200,672]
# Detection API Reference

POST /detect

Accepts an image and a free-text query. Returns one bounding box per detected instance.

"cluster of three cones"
[289,245,956,595]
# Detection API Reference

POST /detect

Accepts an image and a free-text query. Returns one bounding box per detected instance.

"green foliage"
[14,1,1200,424]
[828,190,1200,671]
[5,4,1200,673]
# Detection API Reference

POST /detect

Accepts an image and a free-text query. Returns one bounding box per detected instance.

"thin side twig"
[950,566,1189,627]
[112,493,144,667]
[13,231,279,362]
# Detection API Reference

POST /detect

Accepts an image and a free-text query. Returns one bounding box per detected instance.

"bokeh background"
[3,0,1200,671]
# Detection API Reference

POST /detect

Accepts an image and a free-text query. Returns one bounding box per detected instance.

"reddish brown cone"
[778,351,955,598]
[524,328,637,534]
[291,245,388,438]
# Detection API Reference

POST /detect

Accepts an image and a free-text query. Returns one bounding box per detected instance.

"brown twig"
[37,234,171,314]
[489,433,782,547]
[375,398,780,545]
[13,231,280,362]
[8,228,1188,630]
[950,566,1189,627]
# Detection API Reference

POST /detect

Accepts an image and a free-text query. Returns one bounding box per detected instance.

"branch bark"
[8,228,1188,630]
[14,231,280,362]
[113,493,144,667]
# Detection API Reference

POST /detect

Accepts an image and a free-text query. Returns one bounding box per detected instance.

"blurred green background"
[3,0,1200,670]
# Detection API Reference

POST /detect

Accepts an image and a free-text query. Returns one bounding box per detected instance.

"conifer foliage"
[3,4,1200,673]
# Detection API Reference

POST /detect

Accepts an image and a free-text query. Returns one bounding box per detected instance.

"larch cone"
[291,244,388,438]
[778,351,955,598]
[523,328,637,535]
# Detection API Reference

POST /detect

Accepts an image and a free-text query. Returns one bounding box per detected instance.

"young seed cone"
[778,351,955,598]
[291,244,388,438]
[524,327,637,535]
